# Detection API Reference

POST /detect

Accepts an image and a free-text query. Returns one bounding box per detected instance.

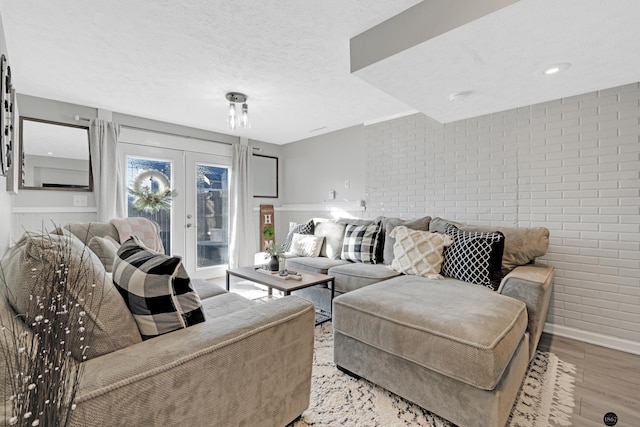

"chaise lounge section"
[283,215,553,426]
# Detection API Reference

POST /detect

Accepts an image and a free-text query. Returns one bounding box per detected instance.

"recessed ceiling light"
[449,91,472,102]
[47,152,54,155]
[543,63,571,75]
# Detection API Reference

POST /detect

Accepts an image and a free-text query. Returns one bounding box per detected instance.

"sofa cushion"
[63,222,120,245]
[390,226,453,277]
[314,221,347,259]
[332,275,528,390]
[110,217,165,254]
[192,279,228,300]
[336,218,378,226]
[381,216,432,265]
[431,218,550,276]
[88,235,120,272]
[328,263,401,293]
[200,292,256,319]
[460,225,550,275]
[113,236,205,340]
[0,231,142,360]
[428,217,464,234]
[341,223,383,264]
[441,225,505,290]
[284,220,314,251]
[285,256,349,275]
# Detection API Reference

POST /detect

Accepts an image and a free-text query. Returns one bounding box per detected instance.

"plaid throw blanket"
[110,217,165,253]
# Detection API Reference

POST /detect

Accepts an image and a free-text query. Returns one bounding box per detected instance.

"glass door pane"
[185,152,231,279]
[125,157,174,253]
[195,164,229,268]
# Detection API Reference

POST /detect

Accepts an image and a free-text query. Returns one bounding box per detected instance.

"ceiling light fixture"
[449,91,471,102]
[543,63,571,75]
[225,92,250,131]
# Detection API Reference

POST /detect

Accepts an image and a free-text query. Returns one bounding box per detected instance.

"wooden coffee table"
[226,266,335,324]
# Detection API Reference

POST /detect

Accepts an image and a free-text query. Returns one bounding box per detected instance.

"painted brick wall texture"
[365,83,640,342]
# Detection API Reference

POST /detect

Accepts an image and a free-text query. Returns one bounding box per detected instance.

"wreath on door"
[128,170,178,213]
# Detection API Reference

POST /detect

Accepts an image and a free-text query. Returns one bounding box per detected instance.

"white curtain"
[89,119,125,222]
[228,143,255,267]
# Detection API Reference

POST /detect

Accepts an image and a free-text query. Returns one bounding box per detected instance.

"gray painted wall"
[281,82,640,349]
[282,124,366,204]
[9,93,283,258]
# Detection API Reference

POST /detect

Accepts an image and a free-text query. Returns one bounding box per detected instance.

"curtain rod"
[73,115,260,150]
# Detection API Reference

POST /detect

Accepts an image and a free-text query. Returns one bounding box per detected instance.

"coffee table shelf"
[226,266,335,324]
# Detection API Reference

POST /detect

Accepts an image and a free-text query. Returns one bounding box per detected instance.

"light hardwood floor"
[536,333,639,427]
[217,278,640,426]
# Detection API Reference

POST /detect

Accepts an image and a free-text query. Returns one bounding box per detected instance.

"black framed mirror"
[19,117,93,191]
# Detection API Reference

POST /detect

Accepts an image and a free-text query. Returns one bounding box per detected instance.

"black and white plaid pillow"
[113,236,205,340]
[441,224,505,290]
[341,223,383,264]
[284,219,314,251]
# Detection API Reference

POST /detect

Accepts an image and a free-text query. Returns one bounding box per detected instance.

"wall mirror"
[253,154,278,198]
[19,117,92,191]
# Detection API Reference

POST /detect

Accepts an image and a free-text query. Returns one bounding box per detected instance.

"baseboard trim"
[544,323,640,356]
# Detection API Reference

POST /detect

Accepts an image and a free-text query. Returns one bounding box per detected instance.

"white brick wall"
[364,83,640,342]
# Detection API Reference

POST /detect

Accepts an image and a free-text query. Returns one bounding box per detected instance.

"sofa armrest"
[71,296,315,427]
[498,264,554,361]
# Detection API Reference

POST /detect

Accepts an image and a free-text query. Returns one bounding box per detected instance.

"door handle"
[186,223,193,228]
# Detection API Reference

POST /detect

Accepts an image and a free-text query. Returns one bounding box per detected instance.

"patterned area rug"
[292,324,576,427]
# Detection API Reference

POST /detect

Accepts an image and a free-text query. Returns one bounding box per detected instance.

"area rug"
[292,323,576,427]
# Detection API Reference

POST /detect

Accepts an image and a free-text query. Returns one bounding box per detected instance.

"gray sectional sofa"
[286,215,553,427]
[1,221,315,427]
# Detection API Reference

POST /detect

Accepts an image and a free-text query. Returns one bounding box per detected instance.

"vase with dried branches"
[0,229,103,427]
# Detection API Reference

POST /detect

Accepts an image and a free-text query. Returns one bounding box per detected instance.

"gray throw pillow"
[88,235,121,272]
[0,231,142,360]
[381,216,432,265]
[314,221,347,259]
[428,217,464,234]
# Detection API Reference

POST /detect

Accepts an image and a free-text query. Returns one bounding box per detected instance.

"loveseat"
[283,215,553,427]
[1,221,315,427]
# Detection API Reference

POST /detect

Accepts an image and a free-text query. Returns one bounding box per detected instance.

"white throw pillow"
[390,226,453,278]
[289,233,324,257]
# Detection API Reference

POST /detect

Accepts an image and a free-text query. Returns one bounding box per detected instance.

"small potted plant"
[264,241,285,271]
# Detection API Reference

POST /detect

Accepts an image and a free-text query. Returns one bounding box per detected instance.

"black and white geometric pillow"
[441,224,505,290]
[113,236,205,340]
[341,222,383,264]
[284,219,315,251]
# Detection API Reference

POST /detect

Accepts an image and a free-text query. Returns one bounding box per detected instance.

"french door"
[120,143,231,279]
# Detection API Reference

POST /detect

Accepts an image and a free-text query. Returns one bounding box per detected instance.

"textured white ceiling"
[0,0,419,144]
[1,0,638,145]
[354,0,640,123]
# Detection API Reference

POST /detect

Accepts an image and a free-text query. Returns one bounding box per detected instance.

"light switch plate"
[73,195,88,207]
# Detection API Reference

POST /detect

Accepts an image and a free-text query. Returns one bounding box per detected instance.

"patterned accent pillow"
[284,219,314,251]
[113,236,205,340]
[341,223,383,264]
[441,224,505,290]
[390,226,453,278]
[289,233,324,257]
